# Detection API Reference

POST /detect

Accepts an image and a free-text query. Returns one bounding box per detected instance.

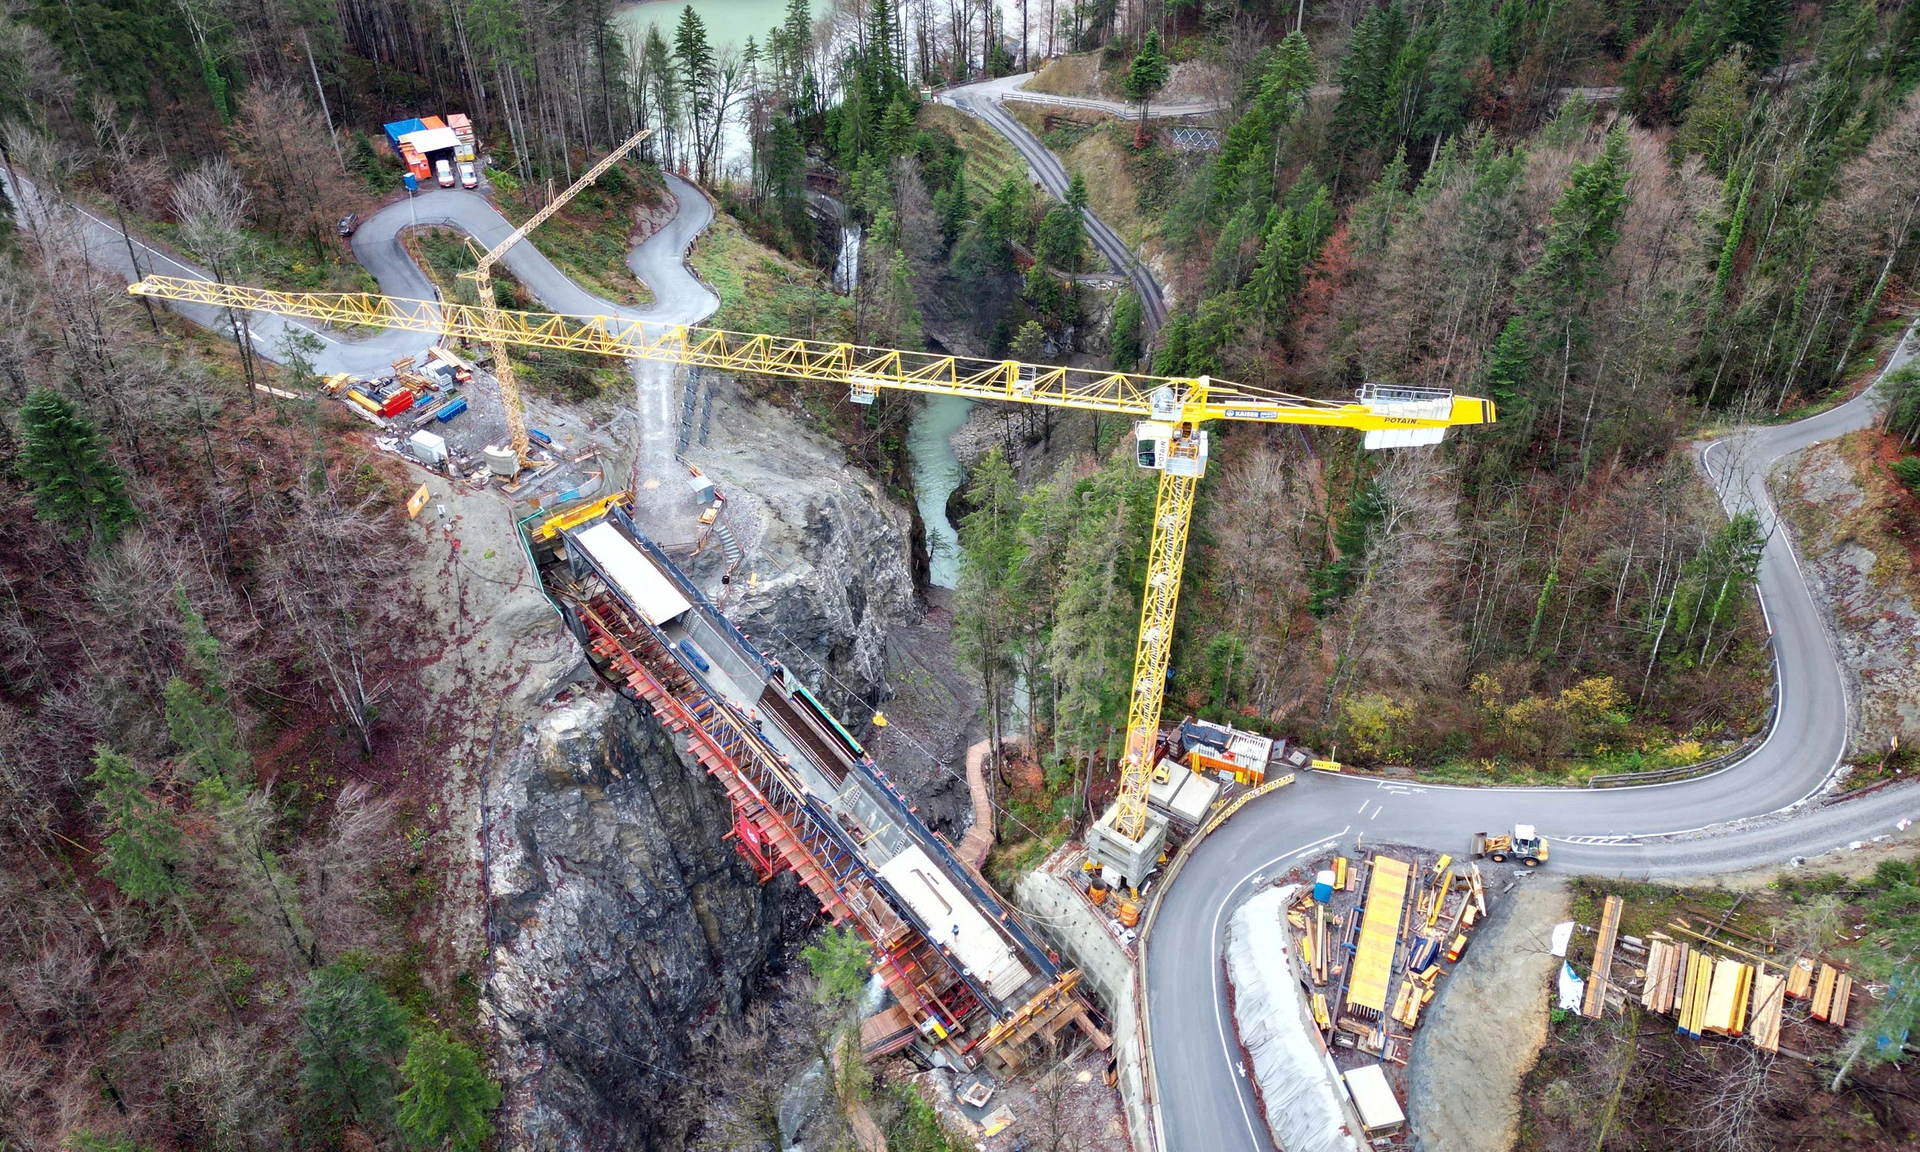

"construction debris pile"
[1565,894,1858,1057]
[324,348,593,494]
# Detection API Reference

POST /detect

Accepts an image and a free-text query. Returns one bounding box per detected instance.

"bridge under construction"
[527,496,1108,1073]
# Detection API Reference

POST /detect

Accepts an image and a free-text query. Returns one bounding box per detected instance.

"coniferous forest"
[6,0,1920,1148]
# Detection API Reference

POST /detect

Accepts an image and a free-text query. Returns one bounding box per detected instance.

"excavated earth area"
[1773,436,1920,752]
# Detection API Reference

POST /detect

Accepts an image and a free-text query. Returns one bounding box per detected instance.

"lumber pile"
[1582,895,1623,1019]
[1634,921,1854,1053]
[1811,963,1852,1026]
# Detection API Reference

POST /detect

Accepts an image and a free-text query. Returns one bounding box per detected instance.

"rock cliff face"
[682,378,919,719]
[486,689,798,1150]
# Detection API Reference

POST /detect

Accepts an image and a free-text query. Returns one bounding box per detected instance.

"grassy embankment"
[917,103,1029,204]
[1023,50,1114,99]
[1518,863,1920,1151]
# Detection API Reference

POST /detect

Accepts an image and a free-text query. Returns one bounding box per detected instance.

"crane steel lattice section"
[1115,470,1198,841]
[464,126,653,462]
[125,276,1496,431]
[127,270,1495,911]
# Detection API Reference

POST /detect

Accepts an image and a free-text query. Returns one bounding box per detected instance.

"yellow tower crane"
[458,125,653,467]
[126,275,1493,907]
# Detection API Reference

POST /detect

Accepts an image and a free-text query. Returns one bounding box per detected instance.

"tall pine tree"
[18,389,136,543]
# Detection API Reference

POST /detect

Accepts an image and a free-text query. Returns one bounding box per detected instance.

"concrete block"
[1085,804,1169,889]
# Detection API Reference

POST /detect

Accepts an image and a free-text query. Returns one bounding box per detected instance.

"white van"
[435,158,454,187]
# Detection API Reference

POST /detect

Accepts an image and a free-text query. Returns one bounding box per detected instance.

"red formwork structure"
[570,590,984,1047]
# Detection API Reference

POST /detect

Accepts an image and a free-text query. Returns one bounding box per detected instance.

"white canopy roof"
[401,127,462,155]
[573,522,691,626]
[878,845,1029,1003]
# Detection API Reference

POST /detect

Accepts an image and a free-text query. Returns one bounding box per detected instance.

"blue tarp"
[384,118,426,151]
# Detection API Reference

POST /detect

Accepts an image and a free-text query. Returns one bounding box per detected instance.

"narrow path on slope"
[937,76,1169,335]
[1145,323,1920,1152]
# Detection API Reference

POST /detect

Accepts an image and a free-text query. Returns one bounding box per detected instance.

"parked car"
[458,160,478,189]
[435,158,454,187]
[336,212,358,238]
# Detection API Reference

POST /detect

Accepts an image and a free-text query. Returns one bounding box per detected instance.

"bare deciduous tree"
[294,782,397,962]
[172,158,262,393]
[261,468,404,756]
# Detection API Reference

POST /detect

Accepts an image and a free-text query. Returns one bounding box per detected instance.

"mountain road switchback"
[1145,327,1920,1152]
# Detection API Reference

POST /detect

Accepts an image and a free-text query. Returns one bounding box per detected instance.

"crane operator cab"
[1135,419,1209,477]
[1136,385,1210,476]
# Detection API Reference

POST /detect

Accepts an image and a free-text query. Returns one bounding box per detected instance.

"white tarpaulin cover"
[1225,886,1362,1152]
[573,522,692,625]
[1550,921,1575,957]
[877,845,1030,1002]
[401,127,461,154]
[1558,962,1586,1011]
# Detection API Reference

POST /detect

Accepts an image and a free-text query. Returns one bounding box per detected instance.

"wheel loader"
[1470,824,1548,867]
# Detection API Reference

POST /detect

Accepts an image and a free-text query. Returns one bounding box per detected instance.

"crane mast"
[459,126,653,466]
[126,275,1493,912]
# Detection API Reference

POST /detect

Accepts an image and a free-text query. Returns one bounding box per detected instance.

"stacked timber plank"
[1786,956,1814,999]
[1641,936,1685,1015]
[1348,856,1412,1019]
[1811,963,1853,1026]
[1700,958,1753,1037]
[1581,895,1623,1018]
[1747,970,1786,1053]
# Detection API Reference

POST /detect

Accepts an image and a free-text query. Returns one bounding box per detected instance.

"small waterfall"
[833,222,862,295]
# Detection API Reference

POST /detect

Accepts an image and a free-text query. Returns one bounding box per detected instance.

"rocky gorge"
[461,362,976,1147]
[485,691,802,1149]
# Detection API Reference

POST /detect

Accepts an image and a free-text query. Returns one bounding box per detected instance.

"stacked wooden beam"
[1701,958,1753,1037]
[1641,936,1684,1015]
[1811,963,1852,1026]
[1676,949,1717,1037]
[1786,956,1814,999]
[1747,970,1786,1053]
[1582,895,1623,1019]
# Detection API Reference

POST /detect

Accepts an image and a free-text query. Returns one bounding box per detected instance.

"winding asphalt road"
[1146,336,1920,1151]
[0,168,716,374]
[937,75,1169,335]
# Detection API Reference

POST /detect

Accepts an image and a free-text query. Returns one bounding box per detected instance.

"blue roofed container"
[384,118,427,151]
